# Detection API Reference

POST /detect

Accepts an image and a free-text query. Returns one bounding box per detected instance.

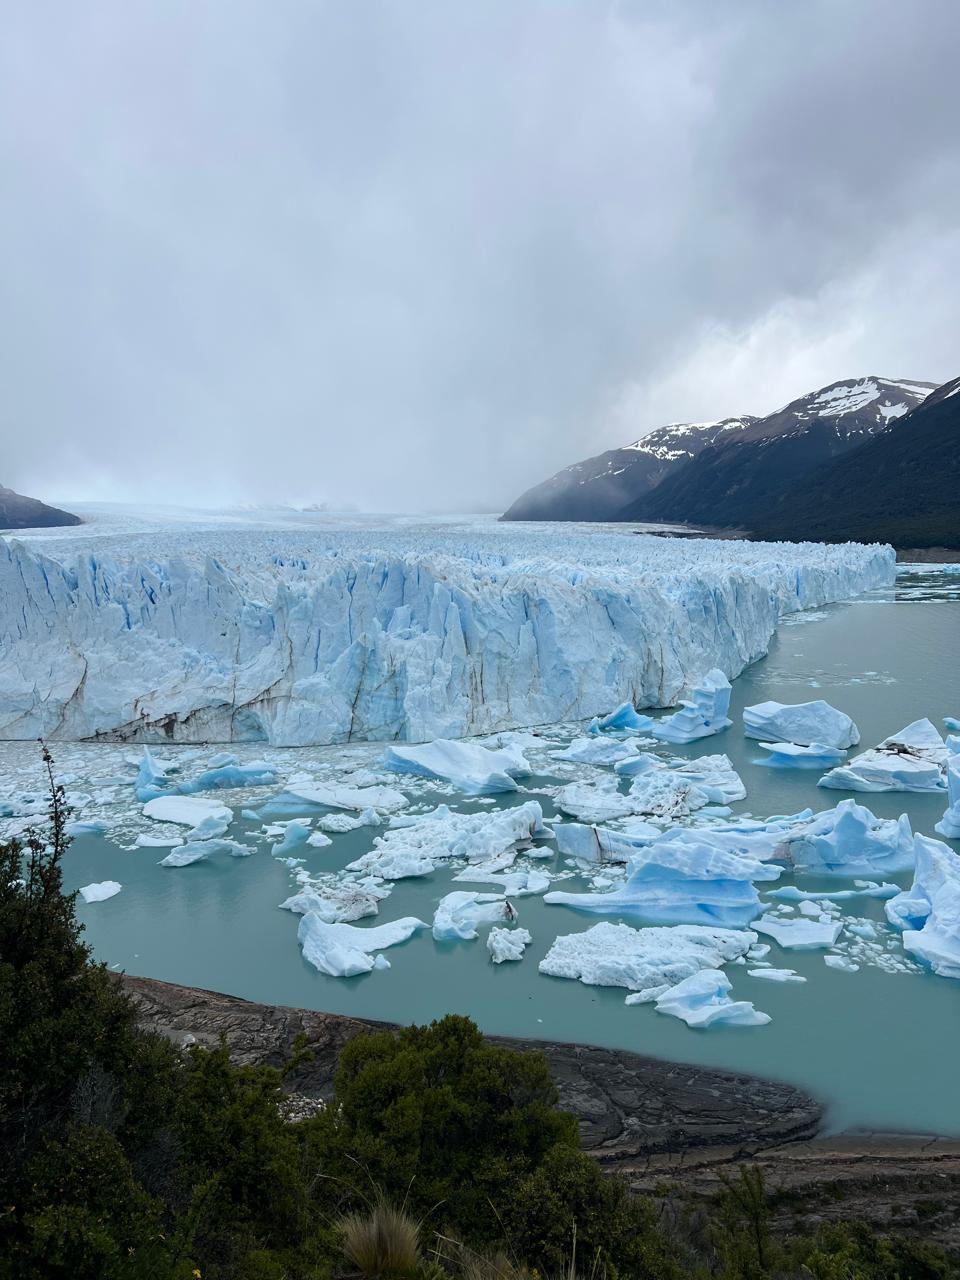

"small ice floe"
[539,921,756,998]
[384,738,529,794]
[271,820,312,857]
[885,833,960,979]
[756,741,847,769]
[589,701,655,734]
[158,838,252,867]
[297,914,427,977]
[274,782,409,814]
[754,915,843,950]
[824,955,860,973]
[279,878,388,923]
[134,831,185,848]
[432,891,517,941]
[653,969,770,1028]
[142,796,233,827]
[779,799,914,877]
[768,881,898,902]
[553,821,658,865]
[743,699,860,750]
[453,866,551,895]
[66,818,111,837]
[552,737,643,766]
[544,834,779,928]
[650,669,733,745]
[935,753,960,839]
[78,880,122,903]
[747,967,806,982]
[557,757,743,824]
[819,719,947,793]
[347,801,545,879]
[316,809,380,833]
[487,926,532,963]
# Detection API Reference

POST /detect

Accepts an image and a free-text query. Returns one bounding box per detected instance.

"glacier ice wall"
[0,520,894,745]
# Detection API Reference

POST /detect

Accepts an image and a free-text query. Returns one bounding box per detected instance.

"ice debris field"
[5,675,960,1033]
[0,508,892,745]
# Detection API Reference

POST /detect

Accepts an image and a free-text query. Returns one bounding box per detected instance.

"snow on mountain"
[500,417,759,522]
[0,509,893,746]
[621,375,936,529]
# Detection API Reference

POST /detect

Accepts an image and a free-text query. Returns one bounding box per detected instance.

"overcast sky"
[2,1,959,513]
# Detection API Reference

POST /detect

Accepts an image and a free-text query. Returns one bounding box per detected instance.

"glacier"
[0,515,894,745]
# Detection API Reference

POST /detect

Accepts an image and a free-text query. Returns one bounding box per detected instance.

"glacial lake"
[22,565,960,1137]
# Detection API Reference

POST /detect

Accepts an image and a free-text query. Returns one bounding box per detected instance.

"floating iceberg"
[885,834,960,979]
[650,669,732,744]
[747,967,806,982]
[453,866,550,895]
[280,782,408,813]
[142,796,233,828]
[0,524,893,744]
[780,800,914,877]
[78,880,122,903]
[754,915,844,950]
[935,754,960,839]
[743,700,860,749]
[279,879,388,923]
[653,969,770,1028]
[552,737,642,766]
[544,835,778,928]
[177,760,279,794]
[347,801,545,879]
[271,821,312,857]
[487,927,532,962]
[66,818,111,836]
[556,758,741,824]
[553,821,658,865]
[432,891,517,940]
[297,914,427,977]
[384,737,529,794]
[540,921,756,999]
[757,741,847,769]
[159,837,251,866]
[819,719,947,793]
[589,702,655,734]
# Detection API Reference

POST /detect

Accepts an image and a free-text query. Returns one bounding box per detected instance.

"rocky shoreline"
[124,973,960,1249]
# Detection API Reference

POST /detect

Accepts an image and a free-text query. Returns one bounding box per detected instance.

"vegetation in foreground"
[0,752,957,1279]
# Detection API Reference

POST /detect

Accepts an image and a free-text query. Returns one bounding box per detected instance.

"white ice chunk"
[552,737,642,766]
[347,801,545,879]
[545,832,776,928]
[589,702,655,734]
[384,738,529,794]
[432,890,517,940]
[757,741,847,769]
[935,753,960,839]
[824,955,860,972]
[819,719,947,793]
[540,920,756,997]
[754,915,844,950]
[142,796,233,827]
[284,783,409,813]
[653,969,770,1028]
[279,881,387,923]
[744,699,859,749]
[78,880,122,903]
[158,837,251,866]
[781,799,914,877]
[297,914,427,977]
[651,669,732,744]
[553,821,658,865]
[747,967,806,982]
[487,926,532,962]
[885,833,960,978]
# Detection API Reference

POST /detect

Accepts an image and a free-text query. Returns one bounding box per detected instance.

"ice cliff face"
[0,517,894,745]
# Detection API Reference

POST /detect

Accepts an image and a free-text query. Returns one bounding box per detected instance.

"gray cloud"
[1,0,958,512]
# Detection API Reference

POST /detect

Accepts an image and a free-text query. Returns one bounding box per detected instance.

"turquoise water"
[58,570,960,1136]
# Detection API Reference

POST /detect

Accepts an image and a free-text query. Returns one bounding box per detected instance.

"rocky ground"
[125,974,960,1249]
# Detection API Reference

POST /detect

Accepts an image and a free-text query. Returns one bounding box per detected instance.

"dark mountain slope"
[749,375,960,547]
[501,416,757,521]
[0,484,80,529]
[618,377,933,527]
